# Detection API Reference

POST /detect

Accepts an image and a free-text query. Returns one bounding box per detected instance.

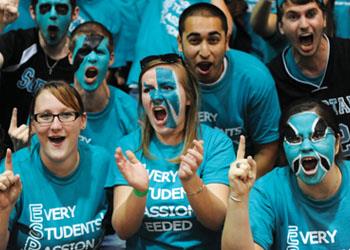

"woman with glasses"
[0,81,119,249]
[112,53,235,249]
[222,99,350,250]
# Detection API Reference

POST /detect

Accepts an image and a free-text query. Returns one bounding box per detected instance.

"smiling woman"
[112,53,235,249]
[0,81,120,249]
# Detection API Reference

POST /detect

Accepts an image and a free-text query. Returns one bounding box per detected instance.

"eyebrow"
[186,31,222,39]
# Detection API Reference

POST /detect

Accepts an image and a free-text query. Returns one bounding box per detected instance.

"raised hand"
[8,108,30,151]
[115,147,149,192]
[0,0,19,27]
[178,140,204,181]
[0,149,22,211]
[228,135,257,198]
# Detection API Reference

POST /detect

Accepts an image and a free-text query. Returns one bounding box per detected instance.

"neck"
[293,35,329,78]
[298,164,342,200]
[40,149,80,177]
[75,81,110,112]
[155,124,185,146]
[39,33,69,60]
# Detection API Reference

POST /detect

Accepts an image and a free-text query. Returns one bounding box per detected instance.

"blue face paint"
[144,67,180,129]
[35,0,72,45]
[283,111,336,185]
[72,34,110,92]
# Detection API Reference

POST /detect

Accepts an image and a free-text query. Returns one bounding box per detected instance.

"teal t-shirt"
[334,0,350,39]
[250,162,350,249]
[126,0,211,86]
[79,85,139,153]
[117,124,235,249]
[0,142,119,249]
[199,49,281,153]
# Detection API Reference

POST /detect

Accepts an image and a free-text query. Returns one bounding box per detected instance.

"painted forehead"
[74,34,109,50]
[143,66,179,86]
[287,111,323,133]
[37,0,71,5]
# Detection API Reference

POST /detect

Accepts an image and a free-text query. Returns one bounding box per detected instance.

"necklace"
[44,54,59,75]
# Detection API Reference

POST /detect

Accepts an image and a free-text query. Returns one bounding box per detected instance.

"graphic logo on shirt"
[286,225,337,249]
[17,67,46,94]
[161,0,190,37]
[143,166,194,233]
[24,203,104,249]
[79,135,92,144]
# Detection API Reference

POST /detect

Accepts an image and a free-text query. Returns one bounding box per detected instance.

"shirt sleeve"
[200,127,235,185]
[249,183,276,249]
[247,67,281,145]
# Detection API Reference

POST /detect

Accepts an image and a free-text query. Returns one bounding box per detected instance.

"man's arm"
[254,141,278,178]
[250,0,277,38]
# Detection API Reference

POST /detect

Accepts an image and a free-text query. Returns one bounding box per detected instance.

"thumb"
[5,148,13,172]
[236,135,246,160]
[9,107,18,132]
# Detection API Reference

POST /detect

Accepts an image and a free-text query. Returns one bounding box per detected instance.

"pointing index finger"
[9,107,18,131]
[5,148,13,172]
[236,135,246,160]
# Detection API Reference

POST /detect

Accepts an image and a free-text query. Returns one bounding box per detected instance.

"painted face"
[32,90,86,165]
[72,34,110,92]
[179,16,228,84]
[279,1,326,57]
[141,66,188,142]
[35,0,72,45]
[283,111,336,185]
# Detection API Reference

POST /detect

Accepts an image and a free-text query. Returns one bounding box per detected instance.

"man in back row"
[0,0,78,150]
[177,3,281,177]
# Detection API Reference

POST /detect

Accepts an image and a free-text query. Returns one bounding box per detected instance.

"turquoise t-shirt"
[117,124,235,249]
[126,0,211,86]
[0,142,119,249]
[334,0,350,39]
[250,162,350,249]
[79,85,139,153]
[199,49,281,153]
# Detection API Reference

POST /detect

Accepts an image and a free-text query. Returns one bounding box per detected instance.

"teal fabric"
[250,162,350,249]
[79,85,139,154]
[334,0,350,39]
[117,124,235,249]
[199,49,281,153]
[0,142,119,249]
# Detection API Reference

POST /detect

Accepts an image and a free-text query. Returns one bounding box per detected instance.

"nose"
[199,41,210,58]
[151,90,163,105]
[50,116,63,130]
[299,16,309,30]
[49,6,58,20]
[300,138,312,153]
[87,51,97,63]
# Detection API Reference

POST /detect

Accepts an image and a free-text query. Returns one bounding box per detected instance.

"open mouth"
[197,61,212,73]
[48,136,65,144]
[299,34,313,47]
[48,25,59,39]
[85,67,98,79]
[301,156,318,174]
[153,106,167,121]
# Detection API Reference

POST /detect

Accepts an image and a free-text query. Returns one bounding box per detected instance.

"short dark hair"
[31,0,77,10]
[277,0,326,22]
[69,21,114,53]
[280,98,342,163]
[179,3,228,36]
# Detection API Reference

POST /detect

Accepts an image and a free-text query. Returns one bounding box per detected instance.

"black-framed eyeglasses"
[140,53,183,70]
[33,111,81,124]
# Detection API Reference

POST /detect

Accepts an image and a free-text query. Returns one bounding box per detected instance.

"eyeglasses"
[140,53,183,70]
[33,111,81,124]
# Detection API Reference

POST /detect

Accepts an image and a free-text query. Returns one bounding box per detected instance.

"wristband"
[133,188,148,197]
[186,183,205,196]
[229,192,242,202]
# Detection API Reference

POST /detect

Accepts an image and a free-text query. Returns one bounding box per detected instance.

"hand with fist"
[0,0,19,29]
